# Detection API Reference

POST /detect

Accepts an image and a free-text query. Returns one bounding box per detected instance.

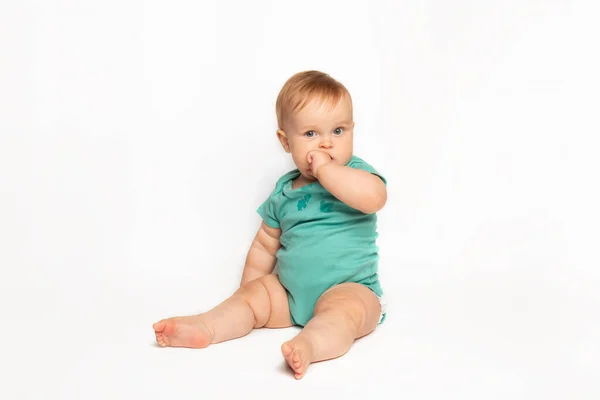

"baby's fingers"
[307,152,314,164]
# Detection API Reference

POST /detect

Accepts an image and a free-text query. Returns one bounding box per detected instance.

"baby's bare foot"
[153,315,214,348]
[281,336,315,379]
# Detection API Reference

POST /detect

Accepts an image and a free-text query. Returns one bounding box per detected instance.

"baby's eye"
[305,131,316,138]
[333,127,344,135]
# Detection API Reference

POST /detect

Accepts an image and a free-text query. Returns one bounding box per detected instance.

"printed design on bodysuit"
[297,194,311,211]
[320,200,334,213]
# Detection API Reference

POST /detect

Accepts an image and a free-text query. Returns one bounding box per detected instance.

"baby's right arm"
[240,222,281,286]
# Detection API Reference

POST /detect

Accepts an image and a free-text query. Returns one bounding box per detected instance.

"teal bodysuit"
[257,155,386,326]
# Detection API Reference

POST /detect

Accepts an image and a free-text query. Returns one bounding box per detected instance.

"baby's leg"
[281,283,381,379]
[153,274,292,348]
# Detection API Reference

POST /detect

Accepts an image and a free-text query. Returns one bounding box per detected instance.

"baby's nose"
[319,138,333,148]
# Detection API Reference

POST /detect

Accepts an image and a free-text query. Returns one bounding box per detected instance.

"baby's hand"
[307,151,332,178]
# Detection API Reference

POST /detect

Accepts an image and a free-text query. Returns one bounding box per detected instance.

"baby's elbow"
[361,189,387,214]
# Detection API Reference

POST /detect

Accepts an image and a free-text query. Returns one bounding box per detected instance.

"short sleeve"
[257,194,280,229]
[347,156,387,185]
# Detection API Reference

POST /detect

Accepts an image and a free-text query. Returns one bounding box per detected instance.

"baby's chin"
[302,170,318,181]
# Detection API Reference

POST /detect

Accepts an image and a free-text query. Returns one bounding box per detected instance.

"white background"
[1,0,599,398]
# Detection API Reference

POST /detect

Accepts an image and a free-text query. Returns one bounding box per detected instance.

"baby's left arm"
[312,155,386,214]
[240,222,281,286]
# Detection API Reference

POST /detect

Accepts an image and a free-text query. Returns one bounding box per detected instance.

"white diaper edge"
[376,293,387,323]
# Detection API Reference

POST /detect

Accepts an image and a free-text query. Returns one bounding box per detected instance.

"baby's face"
[279,94,354,180]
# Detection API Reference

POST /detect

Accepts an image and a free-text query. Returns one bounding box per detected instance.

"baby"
[153,70,388,379]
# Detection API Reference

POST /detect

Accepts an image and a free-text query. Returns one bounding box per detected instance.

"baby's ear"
[276,129,291,153]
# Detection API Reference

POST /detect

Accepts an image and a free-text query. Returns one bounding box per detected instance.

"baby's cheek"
[292,152,309,168]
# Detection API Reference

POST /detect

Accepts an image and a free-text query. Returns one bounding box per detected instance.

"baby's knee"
[238,276,274,327]
[238,277,268,302]
[315,295,363,327]
[314,284,375,330]
[239,274,276,295]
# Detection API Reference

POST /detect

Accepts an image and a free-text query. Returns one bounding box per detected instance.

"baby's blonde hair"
[276,70,352,130]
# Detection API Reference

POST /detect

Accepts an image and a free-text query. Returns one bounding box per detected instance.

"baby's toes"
[156,333,167,346]
[292,350,304,372]
[281,342,293,357]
